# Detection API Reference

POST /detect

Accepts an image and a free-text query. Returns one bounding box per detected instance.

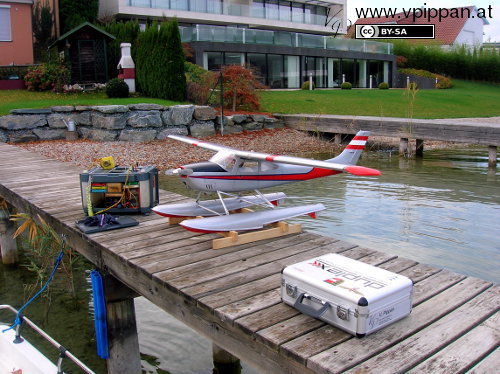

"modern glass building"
[100,0,396,88]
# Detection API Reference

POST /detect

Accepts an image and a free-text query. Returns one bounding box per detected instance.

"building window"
[284,55,299,88]
[247,53,267,85]
[206,52,223,70]
[268,54,284,88]
[0,5,11,42]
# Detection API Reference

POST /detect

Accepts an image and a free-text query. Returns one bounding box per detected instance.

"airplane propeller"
[165,167,193,176]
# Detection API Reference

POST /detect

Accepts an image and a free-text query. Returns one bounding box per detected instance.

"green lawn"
[0,90,183,116]
[2,80,498,119]
[260,80,500,119]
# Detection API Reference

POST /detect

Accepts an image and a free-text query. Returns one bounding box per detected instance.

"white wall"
[454,8,485,47]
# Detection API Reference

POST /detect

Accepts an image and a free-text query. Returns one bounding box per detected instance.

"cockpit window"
[210,150,237,171]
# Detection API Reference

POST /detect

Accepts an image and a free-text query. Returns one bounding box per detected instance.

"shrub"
[106,78,129,98]
[24,62,70,92]
[301,81,315,90]
[341,82,352,90]
[378,82,389,89]
[399,68,453,89]
[102,20,140,80]
[222,65,265,111]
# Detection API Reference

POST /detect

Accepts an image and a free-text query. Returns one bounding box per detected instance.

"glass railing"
[129,0,329,26]
[181,25,393,54]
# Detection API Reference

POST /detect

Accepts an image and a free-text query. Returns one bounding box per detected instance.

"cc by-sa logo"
[358,25,378,38]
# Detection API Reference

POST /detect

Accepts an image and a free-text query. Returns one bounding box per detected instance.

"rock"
[76,111,91,126]
[128,103,165,111]
[91,105,129,114]
[231,114,248,124]
[33,128,66,140]
[170,105,195,126]
[127,110,162,128]
[193,106,216,121]
[51,106,74,112]
[223,125,244,134]
[250,114,269,122]
[0,129,7,142]
[47,113,74,129]
[242,122,264,131]
[161,110,172,126]
[78,127,118,141]
[156,127,189,139]
[9,108,52,115]
[215,115,234,127]
[189,121,216,137]
[0,114,47,130]
[91,112,127,130]
[8,130,38,143]
[263,118,285,129]
[75,106,92,111]
[119,129,157,142]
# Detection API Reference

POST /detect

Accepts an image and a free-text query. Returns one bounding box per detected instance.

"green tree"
[32,1,54,62]
[102,20,140,79]
[165,18,187,101]
[59,0,98,33]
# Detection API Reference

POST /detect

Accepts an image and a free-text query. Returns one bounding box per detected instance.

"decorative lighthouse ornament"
[117,43,135,93]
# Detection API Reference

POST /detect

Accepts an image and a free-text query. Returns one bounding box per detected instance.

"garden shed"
[50,22,115,84]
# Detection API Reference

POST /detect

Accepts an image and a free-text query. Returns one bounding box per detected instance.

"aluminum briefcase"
[281,253,413,337]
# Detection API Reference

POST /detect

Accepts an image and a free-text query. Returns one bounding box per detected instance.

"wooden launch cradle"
[168,208,303,250]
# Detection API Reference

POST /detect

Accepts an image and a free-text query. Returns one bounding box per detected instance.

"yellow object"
[100,156,115,169]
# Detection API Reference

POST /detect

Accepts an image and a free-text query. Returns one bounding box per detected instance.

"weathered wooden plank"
[399,263,441,283]
[153,233,321,282]
[377,257,419,273]
[214,288,282,323]
[236,303,301,335]
[466,347,500,374]
[257,313,325,350]
[164,235,335,289]
[308,280,495,374]
[199,274,281,311]
[408,312,499,373]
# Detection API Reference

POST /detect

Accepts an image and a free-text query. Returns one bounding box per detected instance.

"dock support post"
[104,275,141,374]
[416,139,424,158]
[334,133,342,144]
[488,146,497,167]
[212,344,241,374]
[0,199,18,265]
[399,138,410,158]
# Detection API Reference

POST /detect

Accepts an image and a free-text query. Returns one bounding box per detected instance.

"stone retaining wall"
[0,104,284,143]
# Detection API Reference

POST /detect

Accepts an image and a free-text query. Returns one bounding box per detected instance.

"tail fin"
[327,130,370,165]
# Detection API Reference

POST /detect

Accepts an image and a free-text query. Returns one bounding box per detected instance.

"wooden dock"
[282,114,500,165]
[0,142,498,374]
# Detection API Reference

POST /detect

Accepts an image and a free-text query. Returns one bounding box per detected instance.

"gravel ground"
[15,129,348,171]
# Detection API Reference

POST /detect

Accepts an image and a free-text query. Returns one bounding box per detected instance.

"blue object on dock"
[90,270,109,359]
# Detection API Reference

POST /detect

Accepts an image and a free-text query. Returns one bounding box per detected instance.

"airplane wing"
[167,134,380,176]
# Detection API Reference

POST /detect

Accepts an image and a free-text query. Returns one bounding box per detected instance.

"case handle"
[293,293,330,318]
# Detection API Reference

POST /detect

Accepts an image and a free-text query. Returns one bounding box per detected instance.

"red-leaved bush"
[222,65,266,111]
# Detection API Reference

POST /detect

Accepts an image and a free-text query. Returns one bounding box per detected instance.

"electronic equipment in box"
[80,166,159,215]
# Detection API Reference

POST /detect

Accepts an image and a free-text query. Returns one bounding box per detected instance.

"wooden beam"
[399,138,410,158]
[488,145,497,167]
[104,276,141,374]
[0,198,18,264]
[416,139,424,157]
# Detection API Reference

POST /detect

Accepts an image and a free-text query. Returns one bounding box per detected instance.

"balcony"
[127,0,336,27]
[180,24,393,54]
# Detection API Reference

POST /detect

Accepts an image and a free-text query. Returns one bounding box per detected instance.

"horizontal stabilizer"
[180,203,326,232]
[344,165,381,176]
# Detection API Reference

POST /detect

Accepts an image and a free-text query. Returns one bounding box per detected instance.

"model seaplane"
[152,131,380,233]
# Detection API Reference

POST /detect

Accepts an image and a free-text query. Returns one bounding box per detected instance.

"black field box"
[355,25,435,39]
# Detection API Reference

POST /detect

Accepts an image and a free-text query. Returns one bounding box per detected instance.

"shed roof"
[50,22,115,48]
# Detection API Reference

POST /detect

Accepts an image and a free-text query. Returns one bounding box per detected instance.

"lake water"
[1,146,498,373]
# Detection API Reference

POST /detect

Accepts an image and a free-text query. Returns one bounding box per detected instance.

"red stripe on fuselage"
[188,168,340,181]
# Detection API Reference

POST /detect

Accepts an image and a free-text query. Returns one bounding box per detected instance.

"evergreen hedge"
[102,20,140,81]
[393,40,500,83]
[165,18,187,101]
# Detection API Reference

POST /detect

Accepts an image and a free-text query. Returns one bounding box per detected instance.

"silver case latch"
[337,305,350,320]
